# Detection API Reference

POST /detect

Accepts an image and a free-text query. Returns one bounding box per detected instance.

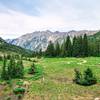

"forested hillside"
[0,37,32,56]
[44,31,100,57]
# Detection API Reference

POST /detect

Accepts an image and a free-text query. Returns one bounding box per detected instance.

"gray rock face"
[6,30,98,51]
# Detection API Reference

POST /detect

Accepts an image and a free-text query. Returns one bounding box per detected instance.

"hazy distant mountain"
[6,30,98,51]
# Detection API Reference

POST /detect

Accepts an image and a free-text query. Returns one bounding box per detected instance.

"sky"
[0,0,100,39]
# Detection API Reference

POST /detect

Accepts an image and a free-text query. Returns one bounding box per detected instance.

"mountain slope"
[0,37,32,56]
[6,30,98,51]
[89,31,100,40]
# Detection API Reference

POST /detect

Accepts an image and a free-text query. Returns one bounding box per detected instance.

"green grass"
[24,64,43,80]
[27,57,100,99]
[1,57,100,99]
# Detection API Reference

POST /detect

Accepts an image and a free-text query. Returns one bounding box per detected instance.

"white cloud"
[0,0,100,39]
[0,9,65,39]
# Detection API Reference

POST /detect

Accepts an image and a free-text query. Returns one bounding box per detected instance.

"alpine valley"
[6,30,98,51]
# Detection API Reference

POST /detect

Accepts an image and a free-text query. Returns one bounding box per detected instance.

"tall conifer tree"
[83,34,88,56]
[55,42,60,57]
[45,41,55,57]
[65,36,72,57]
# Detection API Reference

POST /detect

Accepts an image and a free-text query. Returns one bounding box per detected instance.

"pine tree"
[45,41,55,57]
[1,55,24,80]
[8,56,16,78]
[65,36,72,57]
[94,40,100,56]
[1,56,9,80]
[78,36,83,56]
[83,34,88,56]
[60,40,66,57]
[74,68,82,84]
[28,63,36,74]
[16,57,24,78]
[74,68,97,86]
[39,49,42,57]
[88,42,95,56]
[44,34,99,57]
[8,55,24,79]
[55,42,60,57]
[72,36,80,57]
[83,68,97,85]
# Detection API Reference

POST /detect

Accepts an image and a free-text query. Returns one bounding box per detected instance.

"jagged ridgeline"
[6,30,97,51]
[0,37,32,56]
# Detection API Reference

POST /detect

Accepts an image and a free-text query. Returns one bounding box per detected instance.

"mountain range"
[6,30,98,51]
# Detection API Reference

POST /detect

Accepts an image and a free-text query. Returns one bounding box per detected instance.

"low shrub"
[28,63,36,74]
[74,68,97,86]
[27,64,43,80]
[13,87,25,95]
[32,65,43,80]
[16,81,23,86]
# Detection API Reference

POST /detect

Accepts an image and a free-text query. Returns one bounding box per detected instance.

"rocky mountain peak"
[6,30,98,51]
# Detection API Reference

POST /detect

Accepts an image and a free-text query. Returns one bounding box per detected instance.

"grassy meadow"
[0,57,100,100]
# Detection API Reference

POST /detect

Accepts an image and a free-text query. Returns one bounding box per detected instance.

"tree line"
[1,55,24,80]
[44,34,100,57]
[0,55,37,80]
